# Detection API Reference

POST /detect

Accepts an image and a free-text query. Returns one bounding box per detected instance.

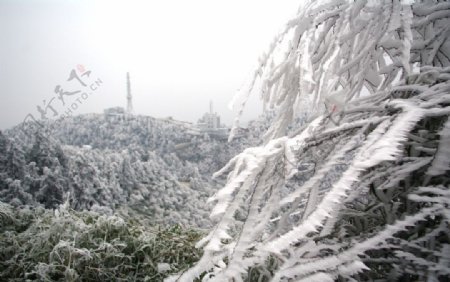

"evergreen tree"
[27,132,54,174]
[7,142,26,180]
[36,167,64,209]
[0,131,9,169]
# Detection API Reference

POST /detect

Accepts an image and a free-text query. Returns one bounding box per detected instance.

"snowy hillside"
[1,112,261,228]
[9,112,252,178]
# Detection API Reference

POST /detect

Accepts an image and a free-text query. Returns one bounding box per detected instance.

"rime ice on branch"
[169,0,450,281]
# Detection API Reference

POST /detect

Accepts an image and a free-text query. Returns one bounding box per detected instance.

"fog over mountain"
[0,0,299,129]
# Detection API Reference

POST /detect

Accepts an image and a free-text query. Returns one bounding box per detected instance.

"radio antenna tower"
[126,72,133,114]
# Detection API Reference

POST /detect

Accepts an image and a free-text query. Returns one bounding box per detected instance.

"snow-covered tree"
[7,142,26,180]
[170,1,450,281]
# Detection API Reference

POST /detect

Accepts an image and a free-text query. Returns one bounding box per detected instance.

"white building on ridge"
[197,101,228,138]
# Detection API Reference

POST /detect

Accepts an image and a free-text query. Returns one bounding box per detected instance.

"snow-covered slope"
[1,113,255,228]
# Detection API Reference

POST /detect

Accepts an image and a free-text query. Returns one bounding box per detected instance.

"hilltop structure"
[197,101,228,138]
[103,72,134,120]
[126,72,133,115]
[197,101,220,130]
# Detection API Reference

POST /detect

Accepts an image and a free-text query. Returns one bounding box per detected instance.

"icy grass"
[0,202,202,281]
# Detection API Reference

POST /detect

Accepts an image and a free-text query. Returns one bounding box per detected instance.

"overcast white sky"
[0,0,299,129]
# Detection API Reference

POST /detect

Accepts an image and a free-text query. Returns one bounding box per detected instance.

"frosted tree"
[7,142,26,180]
[169,0,450,281]
[0,131,9,173]
[36,167,65,209]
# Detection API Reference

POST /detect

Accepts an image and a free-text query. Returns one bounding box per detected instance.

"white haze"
[0,0,299,129]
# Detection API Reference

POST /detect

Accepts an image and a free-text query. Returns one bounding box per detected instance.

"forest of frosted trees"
[0,114,255,279]
[1,0,450,281]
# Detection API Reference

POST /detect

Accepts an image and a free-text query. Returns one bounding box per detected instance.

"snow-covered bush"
[0,201,203,281]
[170,1,450,281]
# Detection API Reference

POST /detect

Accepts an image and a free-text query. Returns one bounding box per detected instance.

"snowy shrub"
[0,201,203,281]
